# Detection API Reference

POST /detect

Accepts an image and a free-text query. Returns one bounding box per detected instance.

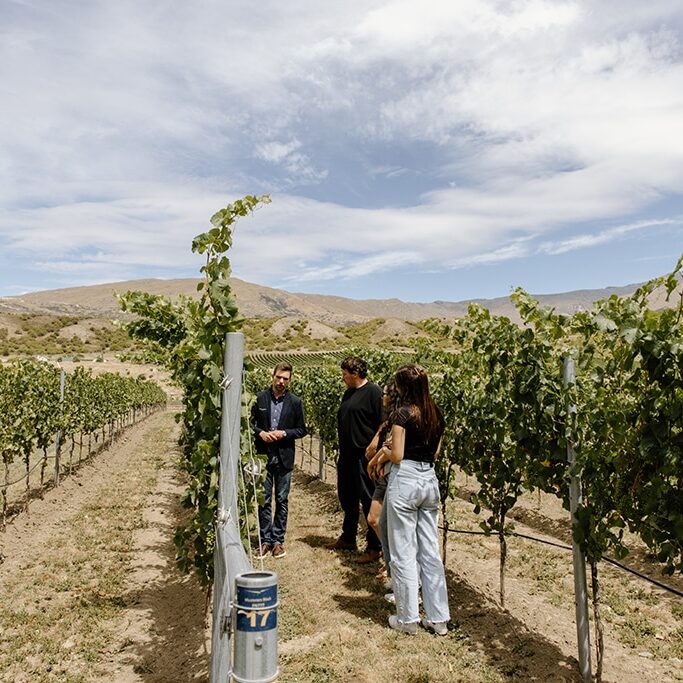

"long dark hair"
[383,382,400,424]
[394,363,443,444]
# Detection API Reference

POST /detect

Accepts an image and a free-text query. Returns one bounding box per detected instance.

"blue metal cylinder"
[232,571,279,683]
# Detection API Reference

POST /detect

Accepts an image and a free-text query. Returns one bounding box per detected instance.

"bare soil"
[0,409,209,682]
[1,418,681,682]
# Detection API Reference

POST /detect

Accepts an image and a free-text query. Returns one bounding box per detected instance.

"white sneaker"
[421,619,448,636]
[388,615,417,635]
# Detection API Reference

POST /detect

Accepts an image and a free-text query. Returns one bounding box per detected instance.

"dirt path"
[0,409,208,683]
[1,420,681,682]
[98,417,210,683]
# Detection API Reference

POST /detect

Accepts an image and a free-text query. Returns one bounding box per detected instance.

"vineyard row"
[0,359,166,524]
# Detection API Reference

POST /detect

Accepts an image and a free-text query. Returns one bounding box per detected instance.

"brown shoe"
[258,543,271,559]
[325,537,358,551]
[272,543,287,559]
[356,548,381,564]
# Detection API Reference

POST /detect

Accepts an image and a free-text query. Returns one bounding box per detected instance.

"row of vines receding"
[0,359,166,525]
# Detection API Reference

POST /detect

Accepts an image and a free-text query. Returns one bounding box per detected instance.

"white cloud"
[539,218,682,255]
[1,0,682,296]
[287,250,422,283]
[255,140,302,164]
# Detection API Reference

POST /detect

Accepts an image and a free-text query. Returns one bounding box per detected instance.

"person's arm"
[367,449,382,479]
[252,394,278,442]
[281,397,307,440]
[365,421,386,460]
[251,397,265,439]
[376,424,405,465]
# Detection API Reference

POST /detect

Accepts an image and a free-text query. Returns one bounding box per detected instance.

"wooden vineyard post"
[318,439,325,482]
[564,355,592,681]
[54,369,65,486]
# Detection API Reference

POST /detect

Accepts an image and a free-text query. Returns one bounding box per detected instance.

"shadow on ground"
[116,470,209,683]
[294,465,585,682]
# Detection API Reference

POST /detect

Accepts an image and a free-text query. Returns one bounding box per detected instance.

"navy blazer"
[251,389,307,470]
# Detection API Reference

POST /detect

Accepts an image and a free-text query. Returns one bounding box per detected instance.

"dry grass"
[2,421,681,682]
[289,441,683,682]
[0,415,168,682]
[266,471,506,683]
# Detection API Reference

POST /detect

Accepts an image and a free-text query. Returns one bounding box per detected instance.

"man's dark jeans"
[259,461,293,546]
[337,447,381,550]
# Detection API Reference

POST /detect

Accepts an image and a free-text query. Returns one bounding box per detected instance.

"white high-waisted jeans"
[386,459,450,624]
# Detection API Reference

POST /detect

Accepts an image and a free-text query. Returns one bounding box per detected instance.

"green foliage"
[340,319,386,345]
[290,346,412,459]
[351,346,407,387]
[18,314,79,335]
[247,350,347,369]
[0,359,166,471]
[430,306,567,539]
[253,267,682,667]
[248,258,683,596]
[295,363,344,456]
[0,359,50,467]
[241,316,451,355]
[244,346,412,469]
[118,194,271,586]
[113,234,683,590]
[565,258,683,573]
[242,318,280,350]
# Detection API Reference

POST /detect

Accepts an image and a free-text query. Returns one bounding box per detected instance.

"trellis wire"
[293,435,683,599]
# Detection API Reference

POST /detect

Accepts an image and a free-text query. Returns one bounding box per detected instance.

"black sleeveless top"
[393,405,444,463]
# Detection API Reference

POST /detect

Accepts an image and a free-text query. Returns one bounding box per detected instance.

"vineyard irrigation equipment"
[441,524,683,599]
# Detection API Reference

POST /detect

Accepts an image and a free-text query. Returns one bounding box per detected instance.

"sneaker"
[258,543,271,559]
[356,548,381,564]
[325,536,357,551]
[421,619,448,636]
[388,615,417,635]
[272,543,287,559]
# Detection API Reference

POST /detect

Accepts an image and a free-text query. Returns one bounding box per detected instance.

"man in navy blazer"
[252,361,307,558]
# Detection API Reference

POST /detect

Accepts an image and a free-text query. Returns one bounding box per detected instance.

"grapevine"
[0,360,166,524]
[119,194,271,586]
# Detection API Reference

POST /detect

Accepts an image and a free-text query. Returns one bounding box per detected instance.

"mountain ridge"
[0,276,676,325]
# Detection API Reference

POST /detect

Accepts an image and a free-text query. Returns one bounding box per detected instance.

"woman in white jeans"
[374,363,450,636]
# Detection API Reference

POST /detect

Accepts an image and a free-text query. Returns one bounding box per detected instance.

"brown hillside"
[0,276,680,325]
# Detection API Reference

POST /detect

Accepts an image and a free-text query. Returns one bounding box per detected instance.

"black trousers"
[337,447,381,550]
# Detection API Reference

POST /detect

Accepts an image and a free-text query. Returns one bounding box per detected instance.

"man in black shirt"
[328,355,383,562]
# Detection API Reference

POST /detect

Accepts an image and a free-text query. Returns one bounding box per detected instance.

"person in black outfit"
[252,362,307,559]
[328,355,383,562]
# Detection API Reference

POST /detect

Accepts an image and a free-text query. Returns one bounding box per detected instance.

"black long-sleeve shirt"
[337,382,383,453]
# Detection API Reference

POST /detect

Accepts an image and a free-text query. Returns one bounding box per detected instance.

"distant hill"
[0,276,679,325]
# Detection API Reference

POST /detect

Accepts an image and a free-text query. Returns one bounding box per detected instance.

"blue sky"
[1,0,682,303]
